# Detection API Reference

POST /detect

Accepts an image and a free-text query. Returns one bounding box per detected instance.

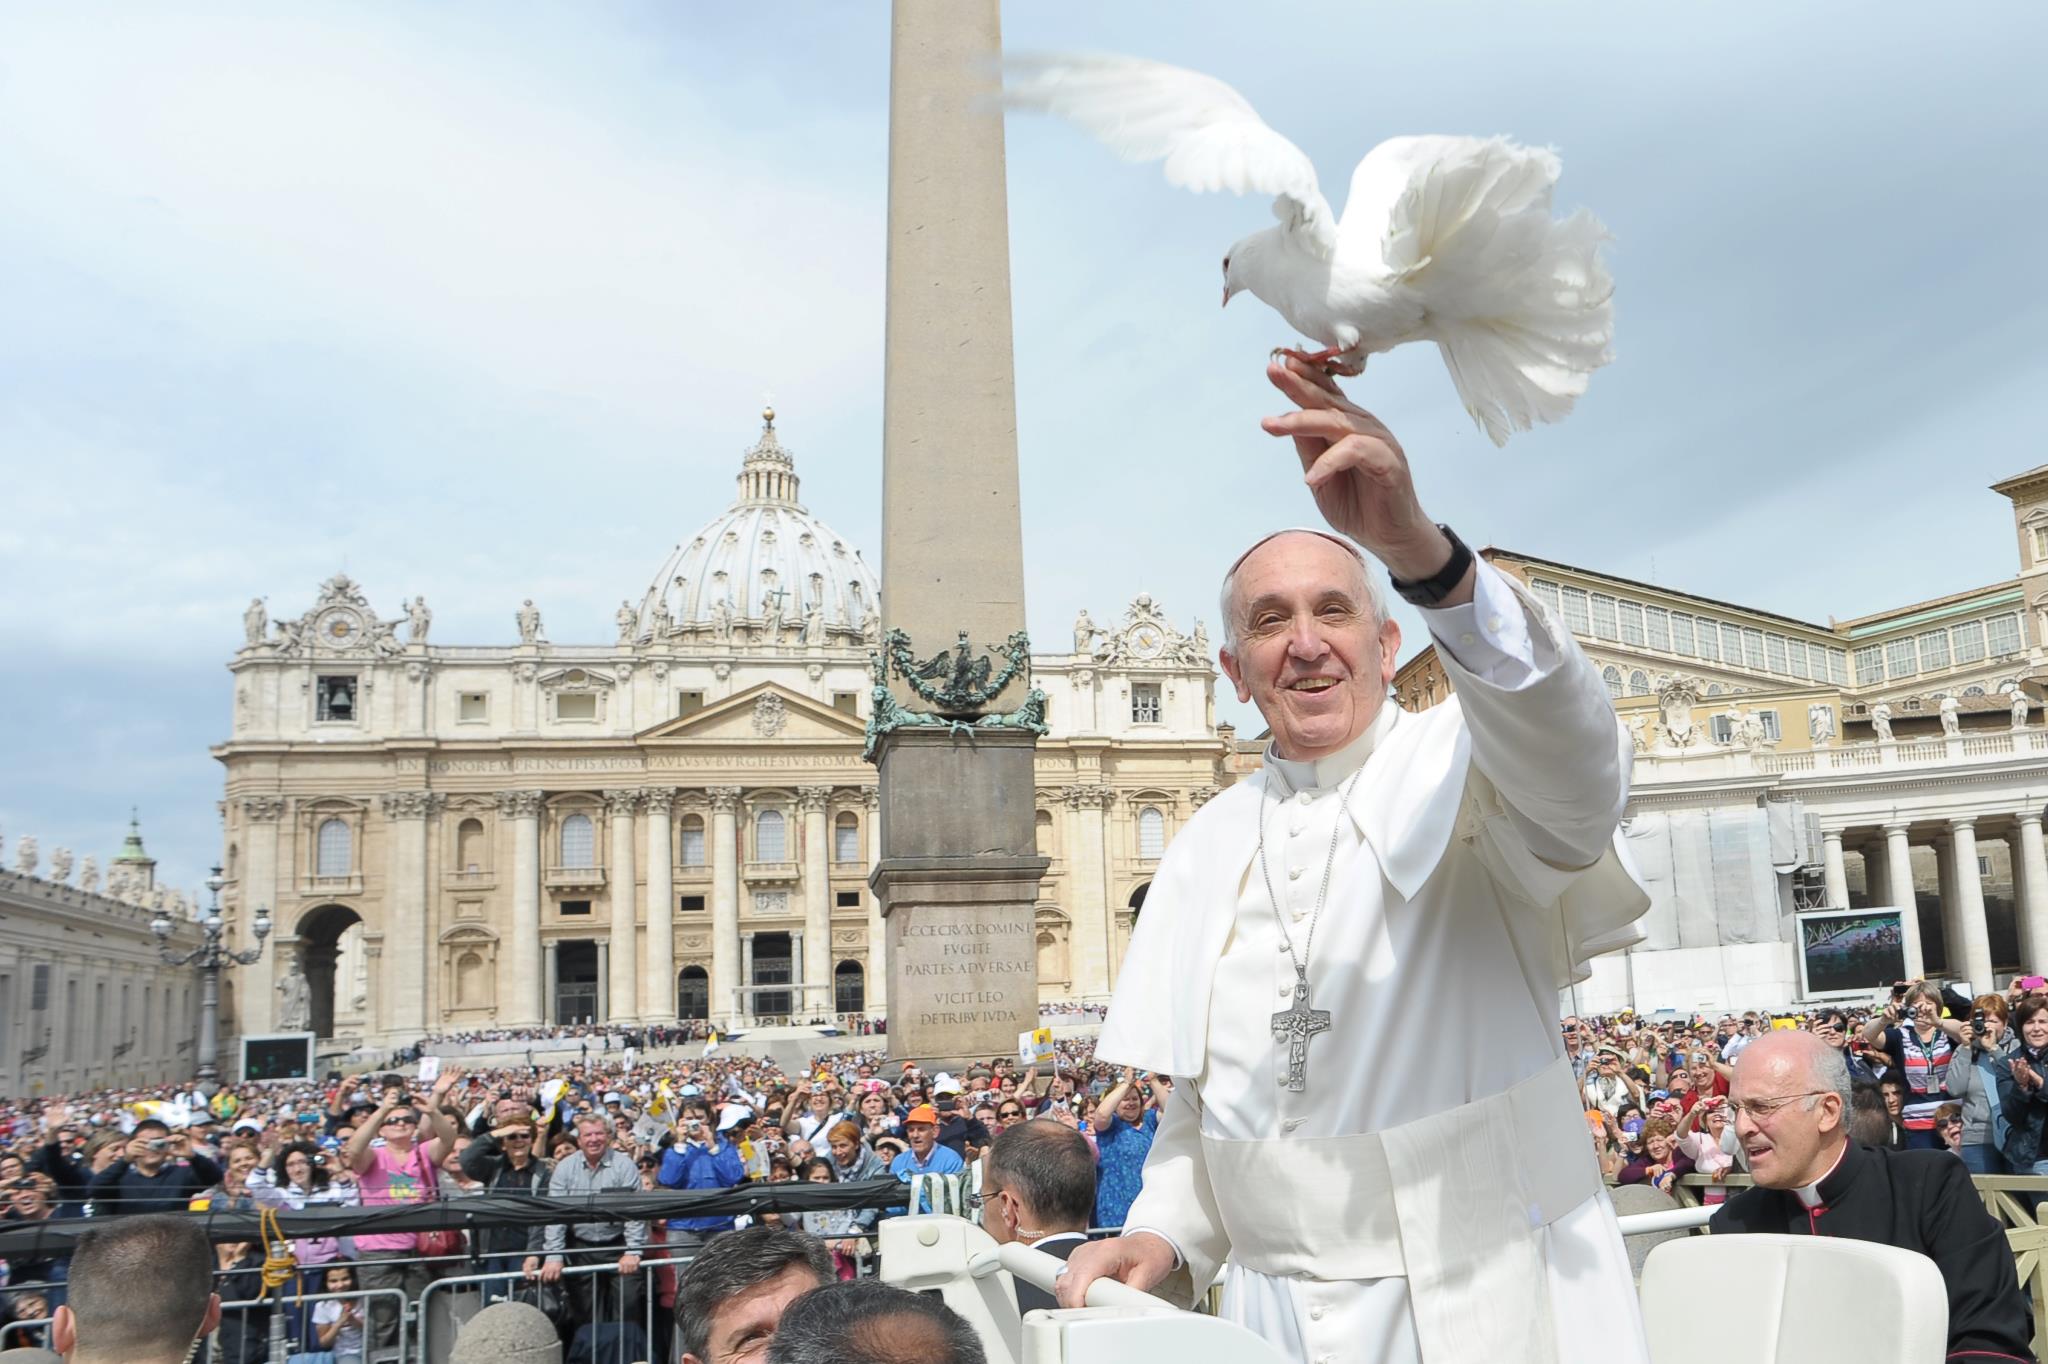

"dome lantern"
[736,406,800,507]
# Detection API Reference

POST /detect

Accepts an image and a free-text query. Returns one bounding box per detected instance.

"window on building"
[560,899,592,916]
[1707,683,1723,696]
[1646,607,1670,652]
[1988,613,2023,657]
[1138,806,1166,860]
[458,692,488,722]
[1694,619,1719,662]
[678,895,706,913]
[831,691,860,715]
[316,818,352,877]
[456,818,485,872]
[1590,594,1619,641]
[1602,666,1624,698]
[559,813,595,868]
[556,692,598,721]
[756,809,787,861]
[1548,585,1586,635]
[835,961,865,1015]
[1787,640,1810,680]
[1627,670,1650,696]
[1721,624,1745,666]
[2034,527,2048,563]
[1531,579,1562,618]
[1952,621,1987,664]
[1757,710,1781,741]
[31,964,49,1012]
[1710,714,1734,744]
[1854,644,1884,686]
[1670,613,1695,656]
[1918,628,1951,672]
[834,812,859,862]
[1979,855,1992,877]
[1765,634,1789,674]
[679,815,706,867]
[677,691,706,717]
[1742,629,1766,671]
[1035,808,1054,856]
[836,890,861,908]
[1885,638,1918,680]
[1131,683,1163,725]
[1618,602,1645,646]
[1827,649,1848,685]
[316,675,357,722]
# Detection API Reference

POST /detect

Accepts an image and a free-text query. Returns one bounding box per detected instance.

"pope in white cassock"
[1057,357,1653,1364]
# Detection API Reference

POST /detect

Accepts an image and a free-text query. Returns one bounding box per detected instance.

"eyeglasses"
[382,1115,417,1126]
[998,1109,1024,1120]
[965,1188,1002,1210]
[1726,1092,1829,1122]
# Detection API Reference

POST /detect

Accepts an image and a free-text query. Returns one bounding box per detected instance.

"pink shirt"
[354,1143,437,1251]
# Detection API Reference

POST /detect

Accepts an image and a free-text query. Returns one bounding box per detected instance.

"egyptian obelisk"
[870,0,1046,1063]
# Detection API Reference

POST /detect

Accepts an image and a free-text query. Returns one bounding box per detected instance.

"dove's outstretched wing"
[1004,53,1334,252]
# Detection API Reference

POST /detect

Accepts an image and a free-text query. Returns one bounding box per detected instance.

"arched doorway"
[677,967,709,1022]
[295,903,365,1040]
[834,960,865,1016]
[1127,883,1150,920]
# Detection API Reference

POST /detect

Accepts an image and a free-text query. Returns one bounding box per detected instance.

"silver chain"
[1255,764,1365,984]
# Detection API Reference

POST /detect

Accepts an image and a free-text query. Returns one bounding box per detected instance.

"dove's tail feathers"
[1349,135,1612,444]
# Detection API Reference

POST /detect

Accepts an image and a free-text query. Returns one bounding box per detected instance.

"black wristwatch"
[1389,524,1475,608]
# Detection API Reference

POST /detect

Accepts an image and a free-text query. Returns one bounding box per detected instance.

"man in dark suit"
[1711,1029,2034,1362]
[979,1120,1097,1314]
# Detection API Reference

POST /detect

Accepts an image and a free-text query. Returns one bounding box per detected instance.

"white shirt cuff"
[1121,1226,1186,1271]
[1418,559,1551,685]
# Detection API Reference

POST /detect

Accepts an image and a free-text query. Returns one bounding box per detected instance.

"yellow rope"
[257,1206,298,1297]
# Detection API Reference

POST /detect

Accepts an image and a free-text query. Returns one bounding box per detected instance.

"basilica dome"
[636,409,879,645]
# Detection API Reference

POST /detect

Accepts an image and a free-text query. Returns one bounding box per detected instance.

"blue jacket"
[1993,1050,2048,1171]
[657,1138,748,1232]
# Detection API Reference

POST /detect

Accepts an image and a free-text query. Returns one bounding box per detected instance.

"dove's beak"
[1222,286,1232,308]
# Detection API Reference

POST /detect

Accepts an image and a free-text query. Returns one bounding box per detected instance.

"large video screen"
[1796,909,1907,998]
[242,1033,316,1082]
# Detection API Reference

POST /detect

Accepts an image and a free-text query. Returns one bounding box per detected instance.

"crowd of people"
[0,1029,1162,1360]
[10,978,2048,1359]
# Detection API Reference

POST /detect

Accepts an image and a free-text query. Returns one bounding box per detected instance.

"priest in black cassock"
[1711,1030,2034,1362]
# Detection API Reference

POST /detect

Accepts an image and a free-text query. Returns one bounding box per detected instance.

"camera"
[1975,1009,1989,1035]
[146,1139,170,1151]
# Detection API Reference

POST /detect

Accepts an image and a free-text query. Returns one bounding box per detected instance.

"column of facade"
[238,797,287,1034]
[798,787,833,1017]
[1065,786,1114,997]
[596,941,610,1024]
[1934,837,1960,975]
[1821,829,1849,909]
[740,932,756,1025]
[643,789,676,1022]
[604,789,640,1024]
[1950,818,1995,990]
[498,790,545,1028]
[1865,842,1891,906]
[2020,813,2048,974]
[863,787,886,1010]
[543,941,559,1024]
[380,791,439,1038]
[708,787,743,1028]
[1883,823,1925,980]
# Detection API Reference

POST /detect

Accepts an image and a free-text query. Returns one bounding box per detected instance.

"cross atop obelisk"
[868,0,1047,1064]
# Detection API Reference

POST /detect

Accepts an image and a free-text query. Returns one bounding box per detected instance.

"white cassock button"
[1277,941,1290,953]
[1311,1306,1326,1321]
[1278,983,1291,997]
[1486,614,1504,632]
[1284,1117,1306,1134]
[1459,632,1476,647]
[1291,910,1306,922]
[1288,866,1304,881]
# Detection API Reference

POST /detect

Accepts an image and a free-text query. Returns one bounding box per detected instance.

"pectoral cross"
[1271,969,1331,1092]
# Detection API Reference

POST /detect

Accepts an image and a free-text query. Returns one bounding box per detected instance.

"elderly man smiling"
[1711,1029,2035,1362]
[1058,357,1653,1364]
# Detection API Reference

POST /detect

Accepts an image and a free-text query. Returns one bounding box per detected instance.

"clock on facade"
[316,609,363,646]
[1130,624,1166,659]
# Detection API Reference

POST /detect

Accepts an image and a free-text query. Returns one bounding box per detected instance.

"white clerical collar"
[1264,699,1400,794]
[1793,1141,1848,1208]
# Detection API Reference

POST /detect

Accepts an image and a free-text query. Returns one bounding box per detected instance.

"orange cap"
[903,1104,939,1126]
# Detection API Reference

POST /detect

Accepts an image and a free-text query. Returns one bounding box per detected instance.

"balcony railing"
[743,860,800,883]
[544,865,607,890]
[444,870,496,890]
[1645,729,2048,783]
[300,874,365,898]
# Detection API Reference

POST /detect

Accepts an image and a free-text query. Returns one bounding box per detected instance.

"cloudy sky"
[3,1,2043,891]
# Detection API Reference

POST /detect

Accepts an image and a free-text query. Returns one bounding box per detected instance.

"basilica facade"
[215,412,1229,1044]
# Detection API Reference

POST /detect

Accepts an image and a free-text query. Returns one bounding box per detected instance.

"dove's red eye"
[1222,256,1231,274]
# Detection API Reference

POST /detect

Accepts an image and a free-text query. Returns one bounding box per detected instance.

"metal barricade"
[203,1283,408,1364]
[0,1317,54,1352]
[415,1252,694,1364]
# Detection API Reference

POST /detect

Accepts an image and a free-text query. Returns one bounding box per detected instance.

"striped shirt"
[543,1147,647,1255]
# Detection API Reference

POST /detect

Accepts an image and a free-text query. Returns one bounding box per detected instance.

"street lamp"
[155,863,269,1089]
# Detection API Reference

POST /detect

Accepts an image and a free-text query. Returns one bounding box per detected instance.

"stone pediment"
[637,682,865,745]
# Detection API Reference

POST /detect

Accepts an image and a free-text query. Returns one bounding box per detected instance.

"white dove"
[1003,53,1615,445]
